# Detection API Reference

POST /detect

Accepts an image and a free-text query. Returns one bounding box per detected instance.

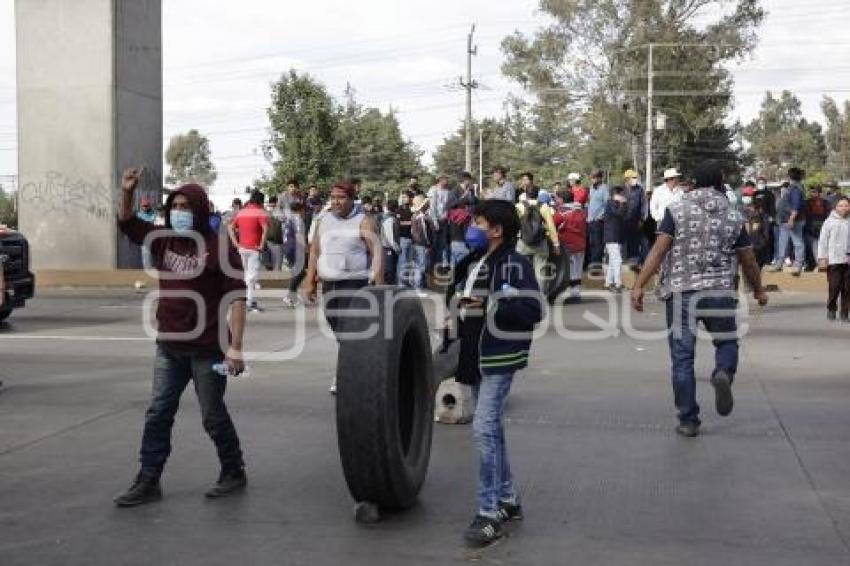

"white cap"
[663,168,681,180]
[567,172,581,182]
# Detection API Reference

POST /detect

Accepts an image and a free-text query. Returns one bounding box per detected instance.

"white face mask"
[742,196,753,205]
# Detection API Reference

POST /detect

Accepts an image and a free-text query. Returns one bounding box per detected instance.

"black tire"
[0,305,11,322]
[335,286,435,509]
[543,251,570,304]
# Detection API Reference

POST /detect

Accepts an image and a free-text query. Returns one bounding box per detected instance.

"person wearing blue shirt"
[770,167,807,276]
[587,168,610,265]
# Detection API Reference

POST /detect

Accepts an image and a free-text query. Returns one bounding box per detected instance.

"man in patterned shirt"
[631,161,768,438]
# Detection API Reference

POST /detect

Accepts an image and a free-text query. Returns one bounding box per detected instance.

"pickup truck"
[0,226,35,321]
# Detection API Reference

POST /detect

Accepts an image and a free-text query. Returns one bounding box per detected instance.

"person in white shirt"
[650,168,684,224]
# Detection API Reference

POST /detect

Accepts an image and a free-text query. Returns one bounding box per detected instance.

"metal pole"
[462,24,477,174]
[478,127,483,196]
[645,43,654,188]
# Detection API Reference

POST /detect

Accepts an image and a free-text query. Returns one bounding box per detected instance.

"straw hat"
[411,195,429,212]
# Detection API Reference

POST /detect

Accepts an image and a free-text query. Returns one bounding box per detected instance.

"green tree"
[500,0,765,182]
[821,96,850,181]
[744,90,827,179]
[165,129,217,187]
[263,71,422,193]
[0,186,16,228]
[265,70,341,191]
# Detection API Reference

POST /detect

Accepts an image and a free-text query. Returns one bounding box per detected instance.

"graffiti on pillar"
[19,171,114,221]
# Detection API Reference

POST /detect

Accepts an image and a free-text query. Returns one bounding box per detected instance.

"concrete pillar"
[16,0,162,270]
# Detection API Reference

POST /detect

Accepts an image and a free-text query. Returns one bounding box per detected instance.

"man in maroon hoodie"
[114,168,248,507]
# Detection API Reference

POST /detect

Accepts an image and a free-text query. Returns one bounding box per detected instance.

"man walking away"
[631,161,768,438]
[114,168,248,506]
[516,179,560,288]
[228,190,268,313]
[265,195,285,273]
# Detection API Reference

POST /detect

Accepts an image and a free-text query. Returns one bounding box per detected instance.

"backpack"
[520,203,546,246]
[266,214,283,244]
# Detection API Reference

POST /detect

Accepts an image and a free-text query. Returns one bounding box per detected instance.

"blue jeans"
[472,372,517,518]
[776,222,804,267]
[140,345,243,477]
[397,237,413,287]
[412,245,429,289]
[665,292,739,426]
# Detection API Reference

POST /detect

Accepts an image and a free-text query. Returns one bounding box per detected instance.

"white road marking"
[0,334,151,342]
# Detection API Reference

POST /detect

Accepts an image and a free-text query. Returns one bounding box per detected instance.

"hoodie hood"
[829,210,846,221]
[164,184,212,237]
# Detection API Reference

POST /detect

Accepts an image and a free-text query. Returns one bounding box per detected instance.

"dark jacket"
[446,241,544,385]
[603,199,626,244]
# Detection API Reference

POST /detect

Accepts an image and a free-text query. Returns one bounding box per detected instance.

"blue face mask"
[170,209,194,233]
[464,225,490,252]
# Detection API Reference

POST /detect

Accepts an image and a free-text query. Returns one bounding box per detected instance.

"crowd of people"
[118,162,846,547]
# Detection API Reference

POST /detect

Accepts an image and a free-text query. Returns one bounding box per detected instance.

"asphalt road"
[1,288,849,565]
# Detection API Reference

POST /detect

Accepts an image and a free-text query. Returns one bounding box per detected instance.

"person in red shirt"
[553,192,588,302]
[567,172,589,207]
[228,191,269,312]
[114,168,248,507]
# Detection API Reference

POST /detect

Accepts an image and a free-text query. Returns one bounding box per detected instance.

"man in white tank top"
[305,181,384,394]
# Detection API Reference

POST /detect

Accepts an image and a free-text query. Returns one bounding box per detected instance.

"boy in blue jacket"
[445,199,544,546]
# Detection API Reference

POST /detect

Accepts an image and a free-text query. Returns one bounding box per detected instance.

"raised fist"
[122,168,141,192]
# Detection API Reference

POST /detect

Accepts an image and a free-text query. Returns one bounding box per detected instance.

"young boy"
[603,186,628,292]
[817,196,850,321]
[445,199,544,546]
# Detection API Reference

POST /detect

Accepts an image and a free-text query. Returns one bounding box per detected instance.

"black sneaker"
[711,370,734,417]
[497,500,523,522]
[205,468,247,499]
[828,311,837,321]
[114,473,162,507]
[464,515,502,546]
[675,422,700,438]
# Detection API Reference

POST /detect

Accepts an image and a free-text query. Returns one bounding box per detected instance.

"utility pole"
[645,43,654,189]
[478,127,484,196]
[460,24,478,174]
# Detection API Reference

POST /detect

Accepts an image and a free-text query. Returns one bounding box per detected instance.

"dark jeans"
[140,344,243,477]
[321,279,369,335]
[588,220,605,265]
[827,264,850,317]
[288,252,308,295]
[665,291,739,426]
[624,219,646,263]
[431,220,450,270]
[383,248,398,285]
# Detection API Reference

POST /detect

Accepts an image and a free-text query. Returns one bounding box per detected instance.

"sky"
[1,0,849,206]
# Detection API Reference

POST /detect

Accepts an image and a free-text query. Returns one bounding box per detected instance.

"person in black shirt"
[397,191,414,287]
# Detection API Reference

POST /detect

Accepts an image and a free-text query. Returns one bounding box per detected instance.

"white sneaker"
[282,296,302,308]
[329,381,337,395]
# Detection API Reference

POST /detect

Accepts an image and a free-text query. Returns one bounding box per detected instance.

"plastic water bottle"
[212,362,250,377]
